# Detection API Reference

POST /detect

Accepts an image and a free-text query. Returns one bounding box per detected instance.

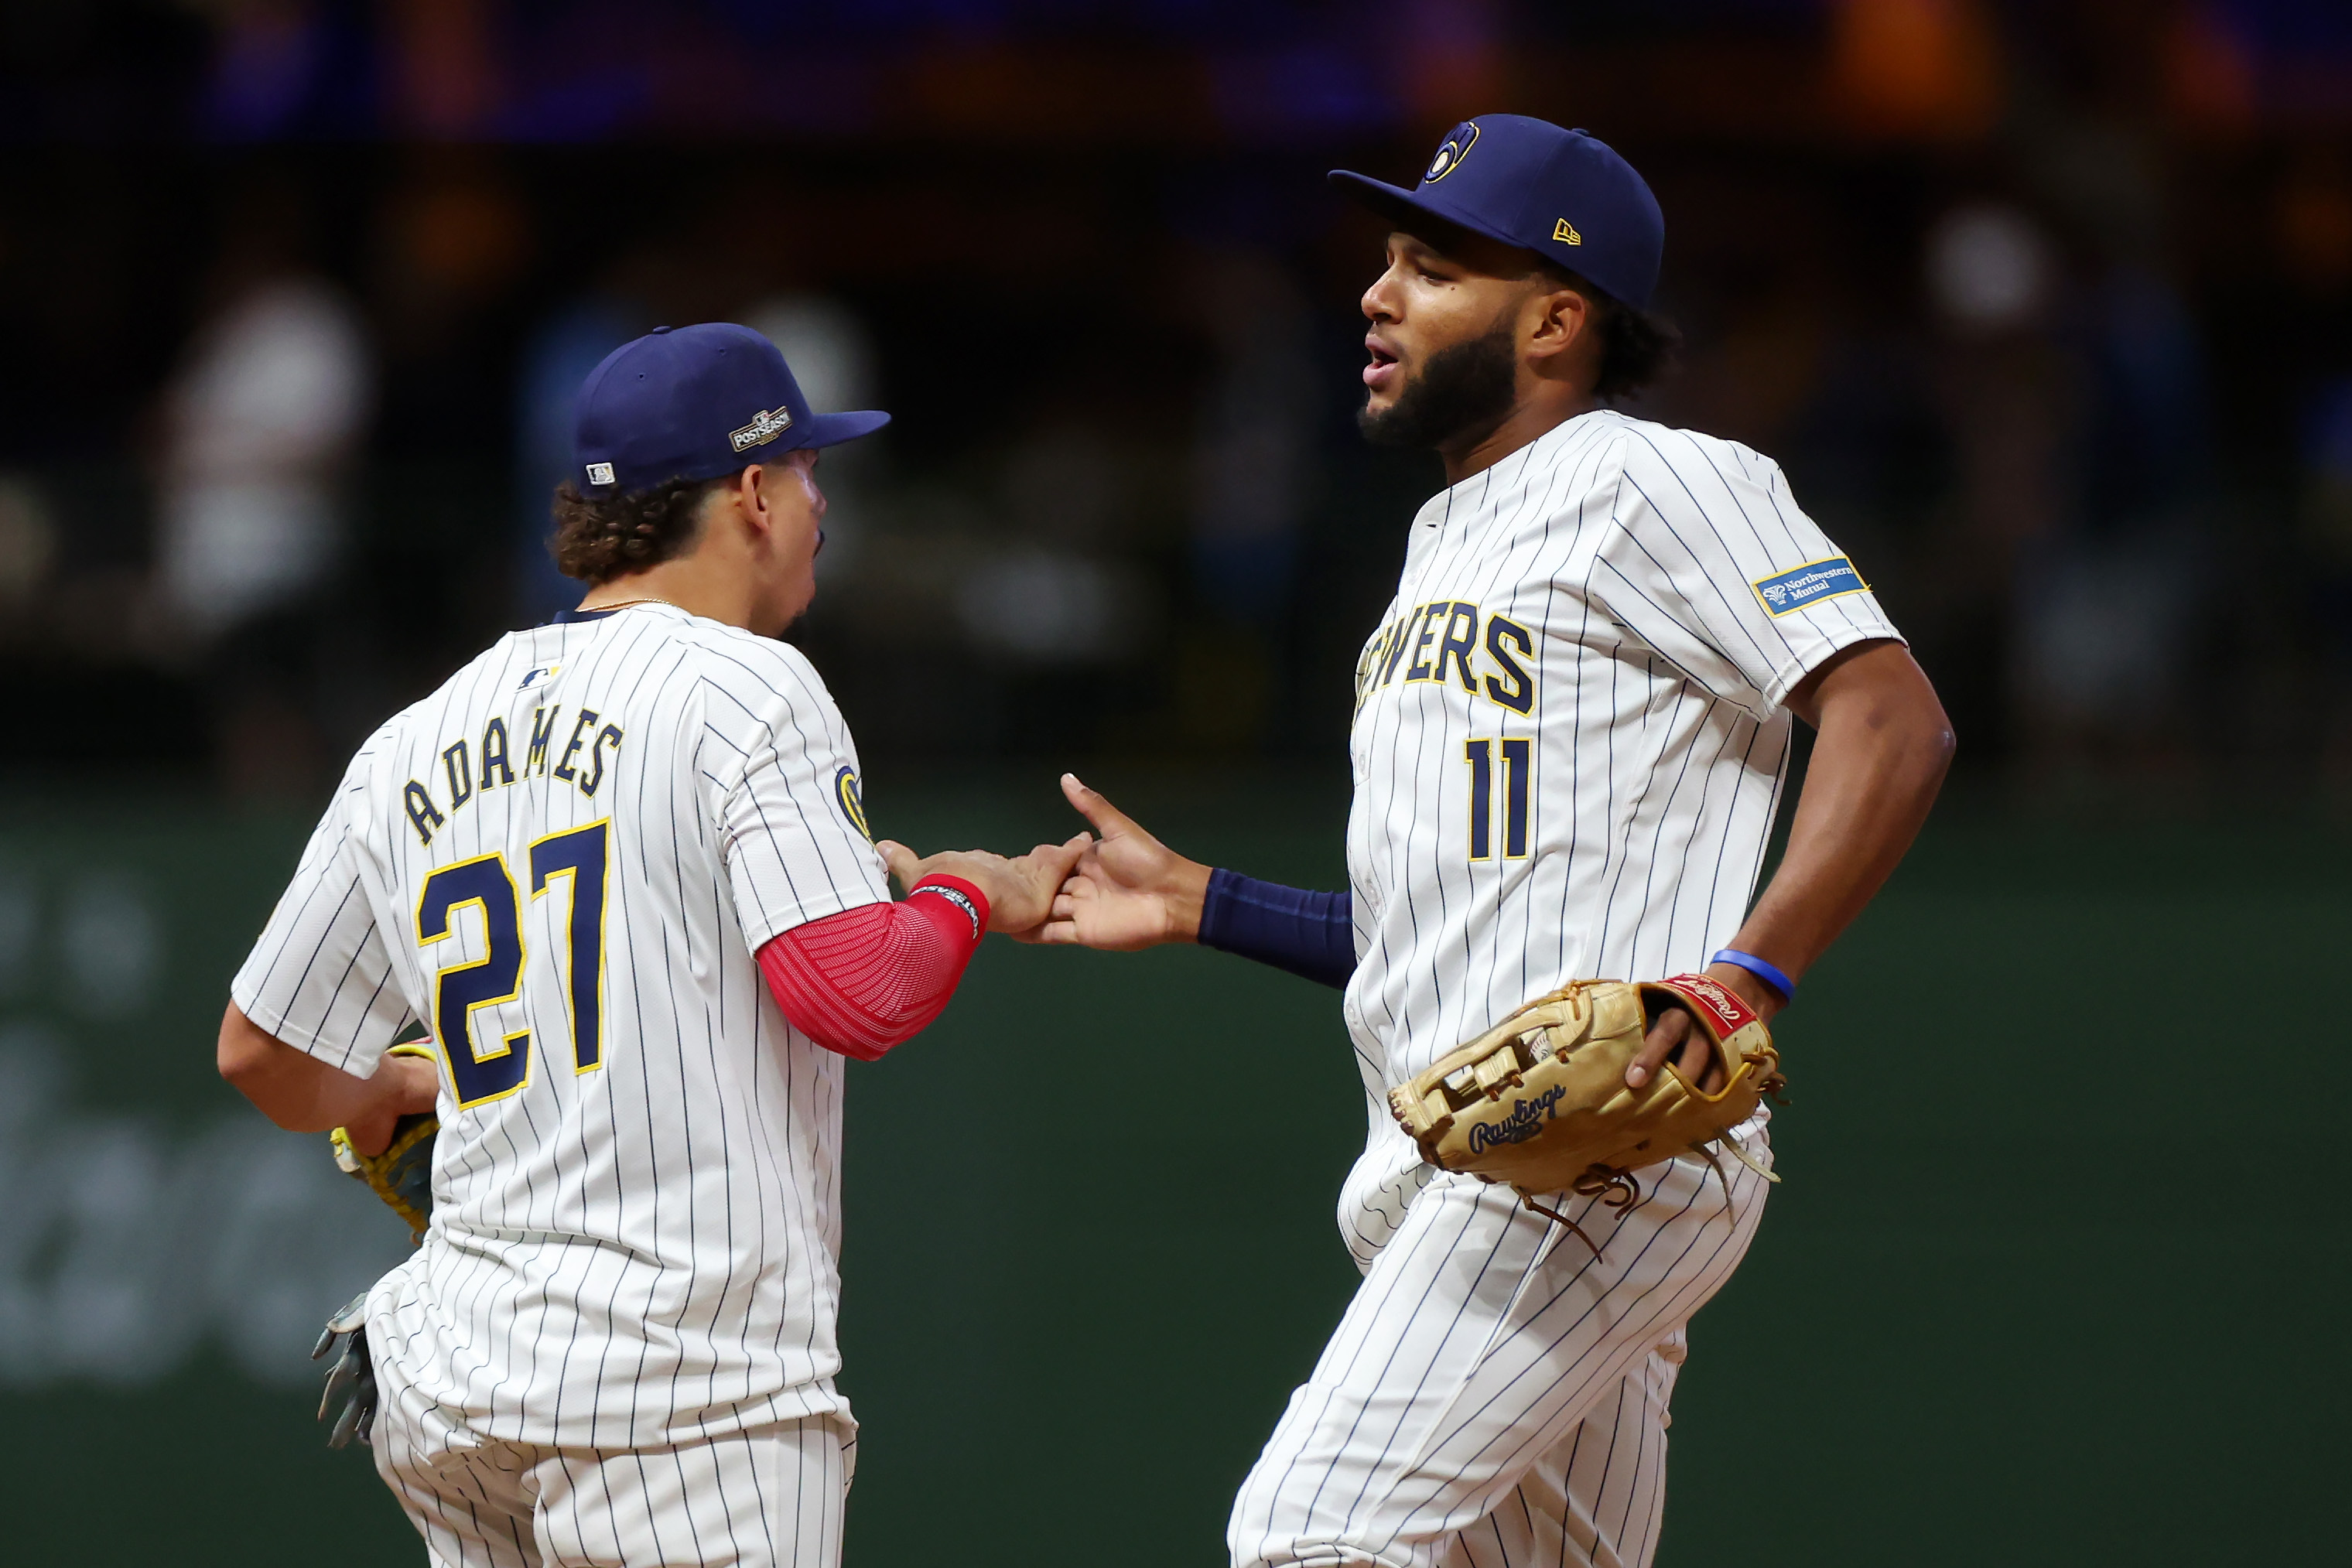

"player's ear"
[732,463,771,527]
[1523,282,1589,363]
[1523,282,1603,389]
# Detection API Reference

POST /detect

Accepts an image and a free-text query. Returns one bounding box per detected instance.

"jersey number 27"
[415,821,610,1108]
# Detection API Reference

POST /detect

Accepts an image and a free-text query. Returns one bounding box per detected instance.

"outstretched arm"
[871,833,1092,937]
[1028,776,1355,986]
[756,835,1090,1061]
[1034,638,1947,1047]
[1629,638,1954,1087]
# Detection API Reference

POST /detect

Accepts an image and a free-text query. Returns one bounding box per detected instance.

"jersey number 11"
[415,820,610,1108]
[1465,738,1531,861]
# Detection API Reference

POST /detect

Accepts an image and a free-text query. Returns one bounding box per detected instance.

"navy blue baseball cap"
[1330,115,1664,310]
[573,323,890,496]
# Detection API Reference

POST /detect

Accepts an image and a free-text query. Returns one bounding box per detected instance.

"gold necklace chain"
[579,596,680,614]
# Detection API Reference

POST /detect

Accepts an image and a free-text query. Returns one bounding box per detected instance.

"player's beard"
[1358,319,1520,451]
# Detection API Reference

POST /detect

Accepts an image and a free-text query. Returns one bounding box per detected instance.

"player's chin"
[775,579,819,634]
[1355,385,1419,446]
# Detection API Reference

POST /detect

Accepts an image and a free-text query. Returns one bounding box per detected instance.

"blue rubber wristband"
[1711,948,1794,1002]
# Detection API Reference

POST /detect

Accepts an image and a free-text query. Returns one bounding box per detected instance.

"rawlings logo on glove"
[1465,1085,1567,1153]
[1389,976,1784,1258]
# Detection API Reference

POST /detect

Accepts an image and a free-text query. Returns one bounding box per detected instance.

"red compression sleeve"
[755,876,991,1061]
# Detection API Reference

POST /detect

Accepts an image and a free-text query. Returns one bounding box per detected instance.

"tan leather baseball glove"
[1387,975,1784,1256]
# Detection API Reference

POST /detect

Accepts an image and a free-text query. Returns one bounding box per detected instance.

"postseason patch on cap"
[730,406,792,453]
[1751,557,1868,617]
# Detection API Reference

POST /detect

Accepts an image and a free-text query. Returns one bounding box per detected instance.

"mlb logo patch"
[585,462,615,486]
[1751,557,1868,617]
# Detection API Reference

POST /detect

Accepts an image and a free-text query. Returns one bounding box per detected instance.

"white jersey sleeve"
[229,736,412,1076]
[707,643,891,950]
[1592,427,1902,717]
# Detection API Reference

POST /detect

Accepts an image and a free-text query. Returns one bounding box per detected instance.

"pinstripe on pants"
[374,1374,855,1568]
[1229,1137,1769,1568]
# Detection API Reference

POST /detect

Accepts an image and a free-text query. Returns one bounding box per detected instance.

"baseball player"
[216,323,1082,1567]
[1025,118,1955,1565]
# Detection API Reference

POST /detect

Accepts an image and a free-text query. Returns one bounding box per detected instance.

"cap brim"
[1327,170,1530,258]
[798,410,891,449]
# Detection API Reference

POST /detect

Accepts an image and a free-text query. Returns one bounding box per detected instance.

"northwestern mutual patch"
[1750,557,1868,617]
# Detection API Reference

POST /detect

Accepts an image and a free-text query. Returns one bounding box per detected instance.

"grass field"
[2,776,2341,1564]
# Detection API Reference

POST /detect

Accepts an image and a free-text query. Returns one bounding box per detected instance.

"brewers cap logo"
[1423,121,1479,183]
[730,406,794,453]
[833,765,870,841]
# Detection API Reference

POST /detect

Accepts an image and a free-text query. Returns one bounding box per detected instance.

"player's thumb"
[1026,834,1090,881]
[1061,773,1137,839]
[875,839,924,890]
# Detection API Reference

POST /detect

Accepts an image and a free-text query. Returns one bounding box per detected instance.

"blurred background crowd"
[1,0,2348,801]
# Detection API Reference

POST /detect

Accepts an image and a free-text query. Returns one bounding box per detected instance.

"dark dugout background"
[0,2,2347,1563]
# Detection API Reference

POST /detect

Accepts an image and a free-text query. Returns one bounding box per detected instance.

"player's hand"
[875,835,1092,937]
[1624,962,1784,1093]
[1027,774,1212,951]
[340,1048,440,1159]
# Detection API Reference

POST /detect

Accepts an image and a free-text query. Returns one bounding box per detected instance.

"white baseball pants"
[372,1384,853,1568]
[1229,1139,1769,1568]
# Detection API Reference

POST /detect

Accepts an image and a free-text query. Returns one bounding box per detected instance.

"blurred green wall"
[0,776,2340,1565]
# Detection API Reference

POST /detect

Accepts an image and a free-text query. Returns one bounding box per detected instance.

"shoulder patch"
[1750,557,1868,617]
[833,766,870,841]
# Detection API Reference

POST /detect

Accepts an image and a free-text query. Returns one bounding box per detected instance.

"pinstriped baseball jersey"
[231,600,890,1448]
[1336,409,1900,1262]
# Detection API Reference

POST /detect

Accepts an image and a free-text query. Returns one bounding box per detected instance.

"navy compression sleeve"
[1195,868,1355,989]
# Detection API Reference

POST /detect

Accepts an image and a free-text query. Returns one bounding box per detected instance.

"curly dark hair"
[549,471,734,584]
[1540,264,1681,400]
